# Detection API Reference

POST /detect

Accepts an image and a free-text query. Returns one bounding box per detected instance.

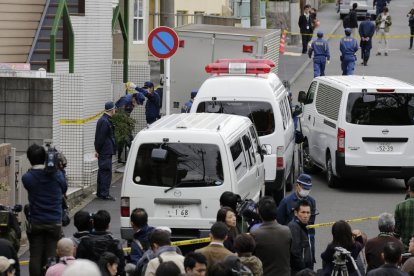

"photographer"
[22,144,67,276]
[321,220,365,276]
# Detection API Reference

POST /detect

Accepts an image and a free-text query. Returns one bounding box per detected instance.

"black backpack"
[86,234,121,263]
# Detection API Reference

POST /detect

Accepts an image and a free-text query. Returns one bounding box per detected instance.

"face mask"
[298,189,310,198]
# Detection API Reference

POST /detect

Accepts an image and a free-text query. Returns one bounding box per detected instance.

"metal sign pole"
[165,58,170,115]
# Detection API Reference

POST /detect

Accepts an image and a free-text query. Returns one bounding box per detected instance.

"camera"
[236,199,260,223]
[333,247,351,264]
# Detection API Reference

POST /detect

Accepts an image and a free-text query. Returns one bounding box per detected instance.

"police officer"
[181,89,198,113]
[340,28,359,75]
[115,93,145,114]
[373,0,390,16]
[359,13,376,66]
[308,31,330,77]
[127,81,161,124]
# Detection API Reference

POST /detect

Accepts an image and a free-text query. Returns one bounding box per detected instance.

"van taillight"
[276,146,284,170]
[243,45,253,53]
[121,197,130,217]
[337,128,345,153]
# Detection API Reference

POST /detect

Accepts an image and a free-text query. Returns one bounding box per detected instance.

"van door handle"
[313,117,315,126]
[256,168,260,177]
[308,115,311,121]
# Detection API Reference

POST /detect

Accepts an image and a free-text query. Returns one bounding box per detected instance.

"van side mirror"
[261,144,272,155]
[298,91,307,103]
[151,148,168,161]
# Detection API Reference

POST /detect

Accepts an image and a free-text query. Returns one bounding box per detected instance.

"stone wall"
[0,77,53,156]
[0,143,12,206]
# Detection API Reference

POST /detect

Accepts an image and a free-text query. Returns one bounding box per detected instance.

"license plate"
[167,205,190,217]
[376,143,393,152]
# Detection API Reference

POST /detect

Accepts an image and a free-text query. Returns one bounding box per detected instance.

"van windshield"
[196,101,275,136]
[346,93,414,125]
[133,143,224,187]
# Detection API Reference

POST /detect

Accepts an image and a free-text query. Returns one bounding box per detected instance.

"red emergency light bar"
[376,89,395,92]
[215,59,276,68]
[205,62,271,74]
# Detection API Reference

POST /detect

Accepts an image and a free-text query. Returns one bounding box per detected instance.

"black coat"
[349,9,358,28]
[288,219,313,274]
[298,14,313,34]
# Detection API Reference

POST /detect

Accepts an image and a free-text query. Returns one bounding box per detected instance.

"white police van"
[298,76,414,187]
[120,113,265,240]
[191,59,296,203]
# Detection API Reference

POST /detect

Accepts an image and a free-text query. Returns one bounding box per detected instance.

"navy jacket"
[22,169,67,224]
[115,93,145,114]
[374,0,390,9]
[136,87,160,121]
[359,20,376,48]
[129,224,155,264]
[94,113,116,156]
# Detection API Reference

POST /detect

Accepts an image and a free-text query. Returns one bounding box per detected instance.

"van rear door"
[344,91,414,166]
[128,142,230,231]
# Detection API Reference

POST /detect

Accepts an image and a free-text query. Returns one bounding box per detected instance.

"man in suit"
[195,222,234,271]
[367,242,407,276]
[298,4,314,54]
[252,196,292,276]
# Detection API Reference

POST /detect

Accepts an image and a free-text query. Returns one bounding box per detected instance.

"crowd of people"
[3,158,414,276]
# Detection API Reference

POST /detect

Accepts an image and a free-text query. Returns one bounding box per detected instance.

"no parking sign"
[148,26,179,59]
[148,26,179,116]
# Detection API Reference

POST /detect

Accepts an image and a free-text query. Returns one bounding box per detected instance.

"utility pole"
[160,0,174,27]
[290,0,300,45]
[250,0,261,28]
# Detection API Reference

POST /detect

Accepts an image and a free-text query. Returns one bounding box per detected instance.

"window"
[315,83,343,121]
[230,140,247,180]
[133,143,224,187]
[133,0,145,43]
[346,93,414,125]
[305,81,317,104]
[279,102,287,130]
[242,134,256,167]
[196,101,275,136]
[249,125,260,154]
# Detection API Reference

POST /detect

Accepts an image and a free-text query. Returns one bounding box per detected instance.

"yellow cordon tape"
[121,237,211,255]
[285,30,414,39]
[59,111,104,125]
[307,216,379,229]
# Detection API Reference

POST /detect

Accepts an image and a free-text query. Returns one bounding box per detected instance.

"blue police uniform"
[135,86,160,124]
[115,93,145,114]
[359,17,376,65]
[94,109,116,198]
[181,100,193,113]
[340,31,359,75]
[308,34,330,77]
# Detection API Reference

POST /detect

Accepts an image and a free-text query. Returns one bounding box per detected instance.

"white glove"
[125,82,137,91]
[327,60,330,65]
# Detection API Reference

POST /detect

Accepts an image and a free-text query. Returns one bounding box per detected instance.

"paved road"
[290,0,414,270]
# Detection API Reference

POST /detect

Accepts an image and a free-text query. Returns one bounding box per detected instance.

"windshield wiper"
[164,180,215,193]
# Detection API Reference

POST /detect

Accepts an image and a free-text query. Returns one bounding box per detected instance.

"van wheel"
[303,141,322,174]
[286,159,295,192]
[326,154,340,188]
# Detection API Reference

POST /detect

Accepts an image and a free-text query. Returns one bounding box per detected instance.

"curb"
[288,19,342,85]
